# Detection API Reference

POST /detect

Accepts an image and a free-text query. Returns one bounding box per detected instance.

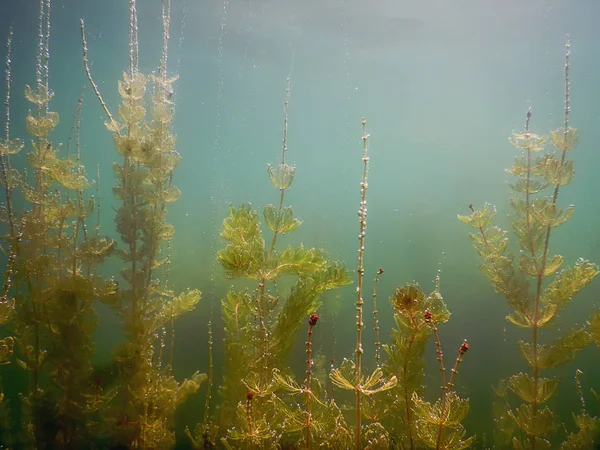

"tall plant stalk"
[353,117,370,448]
[459,35,597,448]
[329,118,396,448]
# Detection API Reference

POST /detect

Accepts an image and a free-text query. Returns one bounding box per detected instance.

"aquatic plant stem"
[354,118,370,449]
[0,28,21,322]
[305,314,319,450]
[266,77,291,257]
[203,321,214,424]
[246,391,254,435]
[258,78,292,381]
[447,340,469,390]
[425,312,447,450]
[1,28,15,238]
[402,309,420,450]
[372,268,383,368]
[530,35,571,450]
[79,20,118,130]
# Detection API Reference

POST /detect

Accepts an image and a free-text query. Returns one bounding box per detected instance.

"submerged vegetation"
[459,36,600,449]
[0,2,598,450]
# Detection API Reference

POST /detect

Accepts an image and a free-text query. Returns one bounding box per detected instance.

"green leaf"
[519,255,539,277]
[0,138,24,155]
[270,262,351,361]
[218,244,263,279]
[550,127,579,152]
[506,156,529,176]
[531,201,574,228]
[263,204,278,232]
[263,204,302,234]
[25,84,54,105]
[508,132,548,152]
[220,204,264,246]
[263,246,326,280]
[508,178,548,195]
[412,391,470,427]
[218,204,266,278]
[0,337,14,365]
[543,255,564,277]
[542,158,574,186]
[390,283,425,314]
[542,259,599,313]
[508,373,558,404]
[457,203,496,229]
[560,413,600,450]
[519,254,563,278]
[518,328,591,369]
[267,163,295,190]
[508,404,555,437]
[468,226,508,259]
[26,111,59,137]
[589,309,600,349]
[163,289,201,321]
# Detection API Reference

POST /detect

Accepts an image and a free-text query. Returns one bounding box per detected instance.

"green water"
[0,0,599,448]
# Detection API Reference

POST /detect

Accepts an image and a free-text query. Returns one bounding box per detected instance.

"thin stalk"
[530,35,571,450]
[203,321,214,424]
[258,78,292,381]
[424,313,447,450]
[354,118,370,449]
[305,314,319,450]
[266,77,291,257]
[1,28,15,238]
[402,308,420,450]
[446,340,469,390]
[79,20,117,128]
[96,164,101,235]
[246,391,254,436]
[372,268,383,368]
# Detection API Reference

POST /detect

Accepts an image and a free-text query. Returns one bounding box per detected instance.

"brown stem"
[354,118,370,450]
[373,269,383,368]
[305,314,318,450]
[447,340,469,390]
[425,312,447,450]
[402,308,422,450]
[530,36,571,450]
[203,321,214,424]
[258,79,292,381]
[246,391,254,436]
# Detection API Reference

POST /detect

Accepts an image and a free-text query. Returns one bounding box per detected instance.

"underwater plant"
[0,1,121,446]
[411,310,473,450]
[80,0,205,447]
[328,119,397,449]
[215,80,351,448]
[377,277,474,450]
[459,35,599,449]
[0,27,17,446]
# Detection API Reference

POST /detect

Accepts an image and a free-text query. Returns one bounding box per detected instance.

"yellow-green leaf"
[508,373,558,404]
[267,163,295,190]
[26,111,59,137]
[550,127,579,152]
[542,259,599,312]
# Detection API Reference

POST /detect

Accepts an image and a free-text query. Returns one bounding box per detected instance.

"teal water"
[0,0,599,448]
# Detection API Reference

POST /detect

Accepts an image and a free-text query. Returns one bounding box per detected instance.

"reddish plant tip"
[246,391,254,401]
[308,313,319,326]
[424,310,433,322]
[468,203,474,212]
[378,268,384,275]
[96,377,103,386]
[460,339,469,354]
